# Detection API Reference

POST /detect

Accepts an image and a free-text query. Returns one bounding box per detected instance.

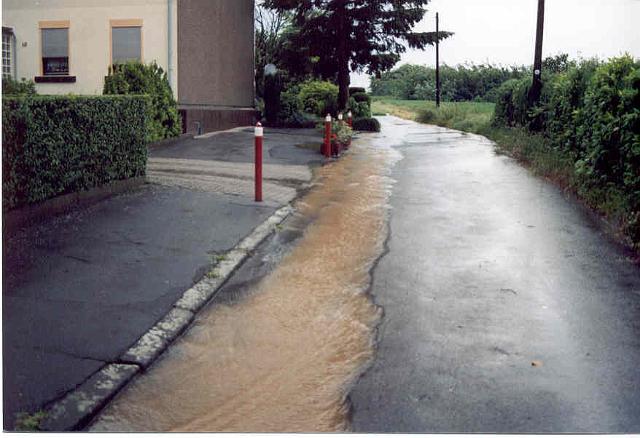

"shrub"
[576,56,640,208]
[263,72,283,126]
[352,117,381,132]
[103,61,180,143]
[277,84,302,123]
[349,87,366,95]
[544,59,600,155]
[348,96,372,119]
[299,80,339,117]
[492,77,531,127]
[417,109,435,124]
[2,77,36,95]
[332,121,353,145]
[283,111,317,129]
[491,55,640,248]
[3,95,148,210]
[351,92,372,105]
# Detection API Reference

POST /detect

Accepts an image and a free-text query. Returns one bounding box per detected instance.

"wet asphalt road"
[350,117,640,433]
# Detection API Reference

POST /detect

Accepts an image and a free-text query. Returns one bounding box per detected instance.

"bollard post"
[347,111,353,148]
[336,113,344,156]
[324,114,332,158]
[255,122,263,202]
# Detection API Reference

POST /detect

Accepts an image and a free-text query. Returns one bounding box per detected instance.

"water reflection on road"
[92,134,400,432]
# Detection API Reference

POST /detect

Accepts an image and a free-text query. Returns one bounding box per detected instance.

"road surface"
[350,117,640,433]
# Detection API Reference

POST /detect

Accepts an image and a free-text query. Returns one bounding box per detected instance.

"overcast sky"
[351,0,640,88]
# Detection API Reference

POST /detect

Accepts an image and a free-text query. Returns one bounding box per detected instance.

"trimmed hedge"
[353,117,381,132]
[3,95,148,211]
[493,55,640,246]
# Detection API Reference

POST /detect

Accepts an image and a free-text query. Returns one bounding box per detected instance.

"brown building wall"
[178,0,255,113]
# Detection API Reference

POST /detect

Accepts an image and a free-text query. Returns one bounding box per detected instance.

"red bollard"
[255,122,263,202]
[336,113,344,156]
[324,114,332,158]
[346,110,353,148]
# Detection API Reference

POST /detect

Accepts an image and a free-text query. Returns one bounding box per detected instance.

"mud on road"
[91,134,400,432]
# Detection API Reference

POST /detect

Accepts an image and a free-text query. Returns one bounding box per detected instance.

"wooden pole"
[528,0,545,105]
[436,12,441,108]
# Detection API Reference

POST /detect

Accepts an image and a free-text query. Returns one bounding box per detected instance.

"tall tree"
[264,0,452,109]
[255,4,291,98]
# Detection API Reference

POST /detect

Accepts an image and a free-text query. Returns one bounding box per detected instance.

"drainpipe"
[12,31,17,80]
[167,0,174,92]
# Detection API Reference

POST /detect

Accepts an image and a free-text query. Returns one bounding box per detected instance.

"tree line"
[369,54,578,103]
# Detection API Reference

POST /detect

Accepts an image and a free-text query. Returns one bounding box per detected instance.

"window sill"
[34,75,76,83]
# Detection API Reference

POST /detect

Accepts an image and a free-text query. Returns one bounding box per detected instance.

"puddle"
[92,136,400,432]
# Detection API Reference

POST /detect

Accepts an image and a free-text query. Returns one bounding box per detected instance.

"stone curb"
[39,204,294,431]
[40,364,139,432]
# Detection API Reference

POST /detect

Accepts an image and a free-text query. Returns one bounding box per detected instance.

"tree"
[264,0,452,109]
[255,4,292,98]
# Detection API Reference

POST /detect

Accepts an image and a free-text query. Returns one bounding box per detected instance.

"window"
[111,21,142,64]
[2,29,12,78]
[41,25,69,76]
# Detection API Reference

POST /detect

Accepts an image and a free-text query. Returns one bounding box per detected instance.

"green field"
[371,97,495,133]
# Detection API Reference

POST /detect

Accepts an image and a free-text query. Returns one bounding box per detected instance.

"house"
[2,0,256,133]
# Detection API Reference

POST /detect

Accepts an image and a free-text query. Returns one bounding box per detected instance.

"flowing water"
[91,134,400,432]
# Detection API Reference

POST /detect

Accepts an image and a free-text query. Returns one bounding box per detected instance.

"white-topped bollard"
[324,114,332,158]
[255,122,263,202]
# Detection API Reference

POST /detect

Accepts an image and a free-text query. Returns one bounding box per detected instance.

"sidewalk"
[2,127,322,430]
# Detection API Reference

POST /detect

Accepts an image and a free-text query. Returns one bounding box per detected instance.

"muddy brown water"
[91,136,400,432]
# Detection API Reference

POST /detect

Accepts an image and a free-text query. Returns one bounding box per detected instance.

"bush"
[103,61,180,143]
[576,56,640,208]
[351,92,371,105]
[348,96,372,119]
[492,55,640,248]
[2,77,36,95]
[263,72,283,126]
[3,95,148,210]
[283,111,317,129]
[349,87,366,95]
[352,117,381,132]
[299,80,339,117]
[492,77,531,127]
[277,84,302,123]
[332,121,353,145]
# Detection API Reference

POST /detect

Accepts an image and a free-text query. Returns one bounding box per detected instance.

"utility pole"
[436,12,441,107]
[528,0,545,105]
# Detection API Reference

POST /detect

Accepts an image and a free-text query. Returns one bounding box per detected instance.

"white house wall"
[2,0,178,96]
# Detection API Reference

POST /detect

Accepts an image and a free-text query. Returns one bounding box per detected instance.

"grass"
[372,96,639,252]
[15,411,47,431]
[371,96,494,133]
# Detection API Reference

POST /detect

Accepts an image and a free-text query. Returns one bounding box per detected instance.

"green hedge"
[493,55,640,246]
[352,117,381,132]
[3,95,148,211]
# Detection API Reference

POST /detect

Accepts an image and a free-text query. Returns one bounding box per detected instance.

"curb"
[40,204,294,431]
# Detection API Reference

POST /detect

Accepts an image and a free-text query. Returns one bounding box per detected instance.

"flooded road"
[91,134,400,432]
